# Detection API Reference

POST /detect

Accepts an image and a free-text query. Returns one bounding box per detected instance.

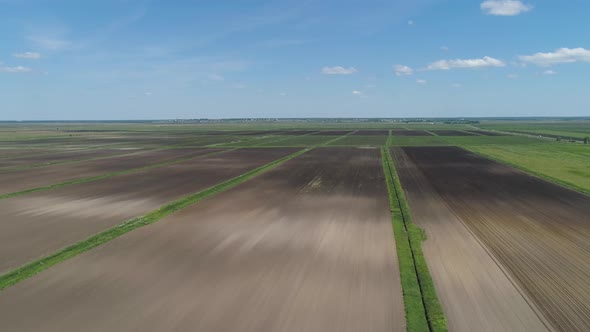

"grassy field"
[478,120,590,140]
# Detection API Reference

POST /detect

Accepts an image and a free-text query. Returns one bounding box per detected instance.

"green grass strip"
[381,147,447,332]
[0,149,233,200]
[0,147,311,291]
[386,130,394,147]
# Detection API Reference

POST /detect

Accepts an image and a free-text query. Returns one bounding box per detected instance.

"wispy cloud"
[480,0,533,16]
[427,56,505,70]
[13,52,41,59]
[394,65,414,76]
[543,70,557,75]
[0,65,32,73]
[416,79,427,85]
[519,48,590,66]
[451,83,462,88]
[321,66,357,75]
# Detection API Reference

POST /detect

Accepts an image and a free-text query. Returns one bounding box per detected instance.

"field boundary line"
[0,147,312,291]
[0,148,233,200]
[382,147,447,332]
[464,146,590,197]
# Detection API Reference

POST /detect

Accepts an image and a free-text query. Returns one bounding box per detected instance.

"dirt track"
[395,146,590,332]
[0,148,404,332]
[0,148,296,273]
[0,148,216,195]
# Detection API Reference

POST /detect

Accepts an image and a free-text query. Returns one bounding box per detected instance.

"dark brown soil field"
[0,148,297,274]
[311,130,353,136]
[395,146,590,332]
[0,148,216,195]
[393,147,548,332]
[430,130,475,136]
[465,130,506,136]
[390,130,433,136]
[351,130,389,135]
[0,148,138,169]
[0,148,404,332]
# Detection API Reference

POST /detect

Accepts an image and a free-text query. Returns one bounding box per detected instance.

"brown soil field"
[0,147,404,332]
[0,148,216,195]
[390,130,434,136]
[465,130,506,136]
[311,130,353,136]
[430,130,475,136]
[395,146,590,332]
[352,130,389,135]
[393,147,549,332]
[0,148,137,169]
[0,148,297,274]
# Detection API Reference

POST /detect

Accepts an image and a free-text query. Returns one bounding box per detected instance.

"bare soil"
[0,148,404,332]
[0,148,296,274]
[0,148,136,169]
[393,147,549,332]
[390,130,434,136]
[396,146,590,332]
[430,130,475,136]
[311,130,353,136]
[352,130,389,135]
[0,148,217,195]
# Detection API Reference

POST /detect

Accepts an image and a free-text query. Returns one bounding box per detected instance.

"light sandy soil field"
[0,148,136,169]
[0,148,296,273]
[0,148,217,195]
[0,147,404,332]
[393,147,549,332]
[394,146,590,332]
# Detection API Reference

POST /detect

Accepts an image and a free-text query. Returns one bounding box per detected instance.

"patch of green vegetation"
[0,147,311,291]
[466,144,590,195]
[381,147,447,332]
[479,121,590,139]
[390,135,541,147]
[390,136,449,147]
[0,149,233,200]
[327,135,388,146]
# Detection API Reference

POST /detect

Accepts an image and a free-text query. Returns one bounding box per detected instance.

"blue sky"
[1,0,589,120]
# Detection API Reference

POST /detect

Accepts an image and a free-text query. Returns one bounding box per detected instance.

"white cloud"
[543,70,557,75]
[13,52,41,59]
[440,46,449,52]
[144,91,153,96]
[0,65,32,73]
[416,79,427,85]
[321,66,357,75]
[408,20,414,26]
[279,92,287,96]
[352,90,363,95]
[208,73,225,81]
[507,73,519,79]
[394,65,414,76]
[480,0,533,16]
[427,56,505,70]
[451,83,462,88]
[518,48,590,66]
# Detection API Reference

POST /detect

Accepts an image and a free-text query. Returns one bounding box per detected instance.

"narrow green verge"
[386,130,394,147]
[0,149,232,200]
[381,147,447,332]
[0,148,311,291]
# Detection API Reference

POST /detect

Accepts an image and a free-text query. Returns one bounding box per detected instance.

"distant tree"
[584,136,589,144]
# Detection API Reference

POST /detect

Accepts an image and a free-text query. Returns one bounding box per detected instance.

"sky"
[1,0,589,120]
